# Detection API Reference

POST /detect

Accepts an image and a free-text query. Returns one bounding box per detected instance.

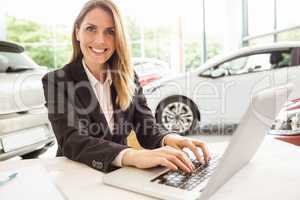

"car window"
[202,51,292,78]
[220,53,272,75]
[269,51,292,69]
[0,51,38,73]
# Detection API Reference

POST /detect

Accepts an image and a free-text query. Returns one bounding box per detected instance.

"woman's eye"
[86,26,96,32]
[106,29,115,35]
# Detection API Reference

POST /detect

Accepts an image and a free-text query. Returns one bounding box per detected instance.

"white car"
[144,42,300,135]
[0,41,55,160]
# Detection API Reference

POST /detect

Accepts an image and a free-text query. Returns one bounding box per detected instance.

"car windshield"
[0,51,38,73]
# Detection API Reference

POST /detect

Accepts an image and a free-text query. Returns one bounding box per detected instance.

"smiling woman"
[42,0,210,174]
[71,4,121,133]
[75,8,116,78]
[70,0,135,110]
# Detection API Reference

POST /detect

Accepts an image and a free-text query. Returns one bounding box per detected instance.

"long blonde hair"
[70,0,135,110]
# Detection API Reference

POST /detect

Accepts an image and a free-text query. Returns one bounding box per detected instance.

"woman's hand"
[164,134,211,164]
[122,146,195,172]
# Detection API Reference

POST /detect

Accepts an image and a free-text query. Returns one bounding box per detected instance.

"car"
[144,42,300,135]
[0,41,55,160]
[270,98,300,147]
[133,57,175,86]
[272,98,300,131]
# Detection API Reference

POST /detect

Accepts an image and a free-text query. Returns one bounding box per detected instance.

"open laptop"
[103,84,293,200]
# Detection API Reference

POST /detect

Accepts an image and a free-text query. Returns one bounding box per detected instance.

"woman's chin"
[85,56,107,65]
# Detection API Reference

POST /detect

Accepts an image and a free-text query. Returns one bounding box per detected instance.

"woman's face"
[76,7,116,68]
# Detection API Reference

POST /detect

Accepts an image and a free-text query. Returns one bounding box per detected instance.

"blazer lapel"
[110,84,127,143]
[69,60,112,136]
[110,84,124,126]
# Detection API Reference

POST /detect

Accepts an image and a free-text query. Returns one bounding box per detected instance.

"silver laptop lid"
[199,84,294,200]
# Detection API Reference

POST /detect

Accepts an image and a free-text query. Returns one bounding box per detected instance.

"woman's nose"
[94,31,105,44]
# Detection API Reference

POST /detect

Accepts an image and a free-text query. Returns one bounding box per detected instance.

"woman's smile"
[89,46,109,56]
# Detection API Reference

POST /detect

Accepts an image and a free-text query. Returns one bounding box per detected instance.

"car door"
[198,51,282,124]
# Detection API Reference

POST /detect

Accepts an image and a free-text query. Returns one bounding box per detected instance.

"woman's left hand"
[164,134,211,164]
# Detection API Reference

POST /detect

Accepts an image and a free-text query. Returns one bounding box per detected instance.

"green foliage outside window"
[5,15,222,71]
[5,16,72,68]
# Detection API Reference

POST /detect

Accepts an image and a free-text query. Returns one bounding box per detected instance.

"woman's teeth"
[91,47,106,54]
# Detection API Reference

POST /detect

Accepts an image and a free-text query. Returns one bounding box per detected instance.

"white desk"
[1,136,300,200]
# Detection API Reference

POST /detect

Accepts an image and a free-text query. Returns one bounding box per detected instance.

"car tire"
[21,141,55,159]
[156,96,199,135]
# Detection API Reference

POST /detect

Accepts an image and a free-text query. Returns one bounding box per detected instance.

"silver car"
[144,42,300,135]
[0,41,55,160]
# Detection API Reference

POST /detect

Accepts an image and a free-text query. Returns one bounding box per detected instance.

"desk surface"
[1,136,300,200]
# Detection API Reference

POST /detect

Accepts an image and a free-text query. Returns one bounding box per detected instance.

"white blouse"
[82,59,127,167]
[82,59,114,131]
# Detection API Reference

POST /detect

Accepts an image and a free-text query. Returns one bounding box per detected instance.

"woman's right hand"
[122,146,195,172]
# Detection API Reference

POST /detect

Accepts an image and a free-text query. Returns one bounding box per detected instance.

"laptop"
[103,84,293,200]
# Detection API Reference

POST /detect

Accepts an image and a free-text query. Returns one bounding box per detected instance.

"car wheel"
[21,141,55,159]
[156,96,199,135]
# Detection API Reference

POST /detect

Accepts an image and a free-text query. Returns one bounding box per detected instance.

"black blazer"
[42,59,169,172]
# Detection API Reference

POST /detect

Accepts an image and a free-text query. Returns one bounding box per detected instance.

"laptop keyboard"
[151,154,221,191]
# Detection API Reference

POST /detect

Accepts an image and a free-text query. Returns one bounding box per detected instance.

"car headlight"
[290,114,300,131]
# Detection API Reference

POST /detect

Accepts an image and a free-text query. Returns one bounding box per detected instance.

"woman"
[42,0,210,173]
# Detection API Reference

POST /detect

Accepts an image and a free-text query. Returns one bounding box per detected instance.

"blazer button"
[92,160,97,168]
[92,160,103,169]
[98,162,103,169]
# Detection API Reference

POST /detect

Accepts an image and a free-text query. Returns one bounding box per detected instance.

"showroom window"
[278,29,300,42]
[248,0,275,36]
[2,0,300,71]
[205,0,225,60]
[277,0,300,30]
[2,0,226,72]
[243,0,300,46]
[248,36,274,46]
